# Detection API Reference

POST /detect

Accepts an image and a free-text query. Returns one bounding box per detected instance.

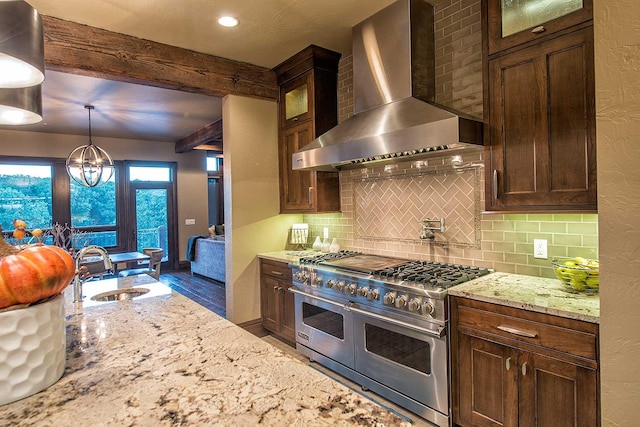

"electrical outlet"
[533,239,548,259]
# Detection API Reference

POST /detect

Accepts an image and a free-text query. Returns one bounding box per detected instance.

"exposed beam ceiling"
[1,0,398,148]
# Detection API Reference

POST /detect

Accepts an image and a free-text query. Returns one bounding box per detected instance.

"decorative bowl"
[0,294,66,406]
[551,257,599,293]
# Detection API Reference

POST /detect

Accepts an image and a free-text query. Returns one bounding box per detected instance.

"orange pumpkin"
[0,244,76,310]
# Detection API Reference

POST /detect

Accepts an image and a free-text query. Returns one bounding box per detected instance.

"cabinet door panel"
[519,352,597,427]
[500,59,540,195]
[281,282,296,343]
[280,122,315,211]
[260,275,280,332]
[487,27,596,210]
[458,334,519,427]
[547,36,593,193]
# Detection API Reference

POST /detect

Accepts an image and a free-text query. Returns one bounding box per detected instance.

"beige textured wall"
[0,128,207,261]
[594,1,640,424]
[222,95,302,323]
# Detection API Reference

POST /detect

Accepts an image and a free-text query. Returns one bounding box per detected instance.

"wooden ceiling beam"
[42,16,278,101]
[175,119,223,153]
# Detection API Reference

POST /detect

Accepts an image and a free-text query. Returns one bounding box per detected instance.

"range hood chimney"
[292,0,483,171]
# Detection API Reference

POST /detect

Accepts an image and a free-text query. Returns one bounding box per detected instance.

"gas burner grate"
[373,261,490,288]
[300,251,361,265]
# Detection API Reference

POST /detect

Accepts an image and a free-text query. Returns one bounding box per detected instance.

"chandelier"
[65,105,114,188]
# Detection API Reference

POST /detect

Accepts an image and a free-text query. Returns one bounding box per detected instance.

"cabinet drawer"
[260,259,292,280]
[457,304,597,361]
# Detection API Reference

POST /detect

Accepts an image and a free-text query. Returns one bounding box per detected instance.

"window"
[70,174,117,247]
[206,156,221,172]
[0,163,53,232]
[129,166,171,182]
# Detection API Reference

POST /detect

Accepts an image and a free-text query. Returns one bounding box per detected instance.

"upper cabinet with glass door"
[280,73,313,128]
[487,0,592,54]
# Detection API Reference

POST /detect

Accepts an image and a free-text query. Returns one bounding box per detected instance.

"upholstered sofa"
[189,237,226,283]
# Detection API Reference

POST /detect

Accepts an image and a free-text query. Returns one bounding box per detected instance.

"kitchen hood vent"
[292,0,483,171]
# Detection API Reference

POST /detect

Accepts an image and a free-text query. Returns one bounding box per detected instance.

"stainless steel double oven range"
[289,251,489,427]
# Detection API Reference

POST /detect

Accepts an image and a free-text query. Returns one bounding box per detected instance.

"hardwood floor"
[159,270,226,317]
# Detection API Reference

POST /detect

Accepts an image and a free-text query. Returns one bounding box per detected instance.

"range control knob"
[313,276,323,287]
[334,281,345,291]
[358,286,369,297]
[408,298,422,312]
[346,283,357,295]
[421,302,436,316]
[326,279,336,289]
[293,271,308,283]
[395,294,408,308]
[383,292,397,305]
[367,289,380,301]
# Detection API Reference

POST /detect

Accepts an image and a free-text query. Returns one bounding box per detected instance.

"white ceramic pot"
[0,294,66,406]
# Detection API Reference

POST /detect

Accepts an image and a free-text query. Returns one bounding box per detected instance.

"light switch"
[185,219,196,225]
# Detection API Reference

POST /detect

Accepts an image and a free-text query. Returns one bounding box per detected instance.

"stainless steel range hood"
[292,0,483,171]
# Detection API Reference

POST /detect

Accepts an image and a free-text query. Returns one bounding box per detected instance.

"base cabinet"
[451,296,599,427]
[259,259,295,345]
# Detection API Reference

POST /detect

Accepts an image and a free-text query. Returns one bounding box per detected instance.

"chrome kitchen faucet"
[73,245,113,302]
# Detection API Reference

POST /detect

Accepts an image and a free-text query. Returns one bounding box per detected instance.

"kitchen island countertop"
[0,275,409,426]
[448,272,599,323]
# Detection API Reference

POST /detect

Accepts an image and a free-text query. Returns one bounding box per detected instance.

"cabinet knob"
[531,25,546,34]
[506,357,511,371]
[522,362,528,376]
[493,169,499,200]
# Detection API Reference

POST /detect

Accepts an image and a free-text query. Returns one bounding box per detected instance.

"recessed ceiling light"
[218,16,239,28]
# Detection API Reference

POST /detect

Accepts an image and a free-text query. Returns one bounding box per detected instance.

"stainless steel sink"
[90,288,150,302]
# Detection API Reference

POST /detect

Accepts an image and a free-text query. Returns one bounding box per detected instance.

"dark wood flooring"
[159,270,226,317]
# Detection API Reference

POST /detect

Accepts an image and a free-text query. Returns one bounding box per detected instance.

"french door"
[125,163,177,271]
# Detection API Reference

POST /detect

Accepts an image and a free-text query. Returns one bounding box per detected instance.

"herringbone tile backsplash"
[353,165,481,247]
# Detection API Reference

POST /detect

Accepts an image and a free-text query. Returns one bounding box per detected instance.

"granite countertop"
[258,250,316,264]
[448,272,600,324]
[0,275,409,426]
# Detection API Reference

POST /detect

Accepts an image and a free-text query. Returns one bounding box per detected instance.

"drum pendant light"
[0,0,45,124]
[0,84,42,124]
[65,105,115,188]
[0,0,45,88]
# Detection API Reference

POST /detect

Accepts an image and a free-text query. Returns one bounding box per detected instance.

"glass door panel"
[133,188,168,260]
[501,0,583,37]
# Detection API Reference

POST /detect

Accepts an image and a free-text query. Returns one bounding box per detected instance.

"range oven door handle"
[288,287,349,309]
[344,303,447,339]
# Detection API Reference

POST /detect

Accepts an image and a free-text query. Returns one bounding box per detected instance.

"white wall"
[595,1,640,424]
[222,95,302,323]
[0,129,208,261]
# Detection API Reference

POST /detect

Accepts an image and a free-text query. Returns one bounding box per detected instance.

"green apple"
[586,276,600,289]
[570,279,587,291]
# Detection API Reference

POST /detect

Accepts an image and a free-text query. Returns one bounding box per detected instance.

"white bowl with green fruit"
[552,257,599,293]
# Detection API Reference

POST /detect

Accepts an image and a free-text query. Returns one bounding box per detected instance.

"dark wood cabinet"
[451,296,599,427]
[259,259,295,345]
[484,4,596,211]
[274,45,341,213]
[486,0,592,55]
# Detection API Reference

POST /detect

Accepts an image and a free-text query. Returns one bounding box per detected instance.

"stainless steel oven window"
[364,323,431,374]
[302,302,345,339]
